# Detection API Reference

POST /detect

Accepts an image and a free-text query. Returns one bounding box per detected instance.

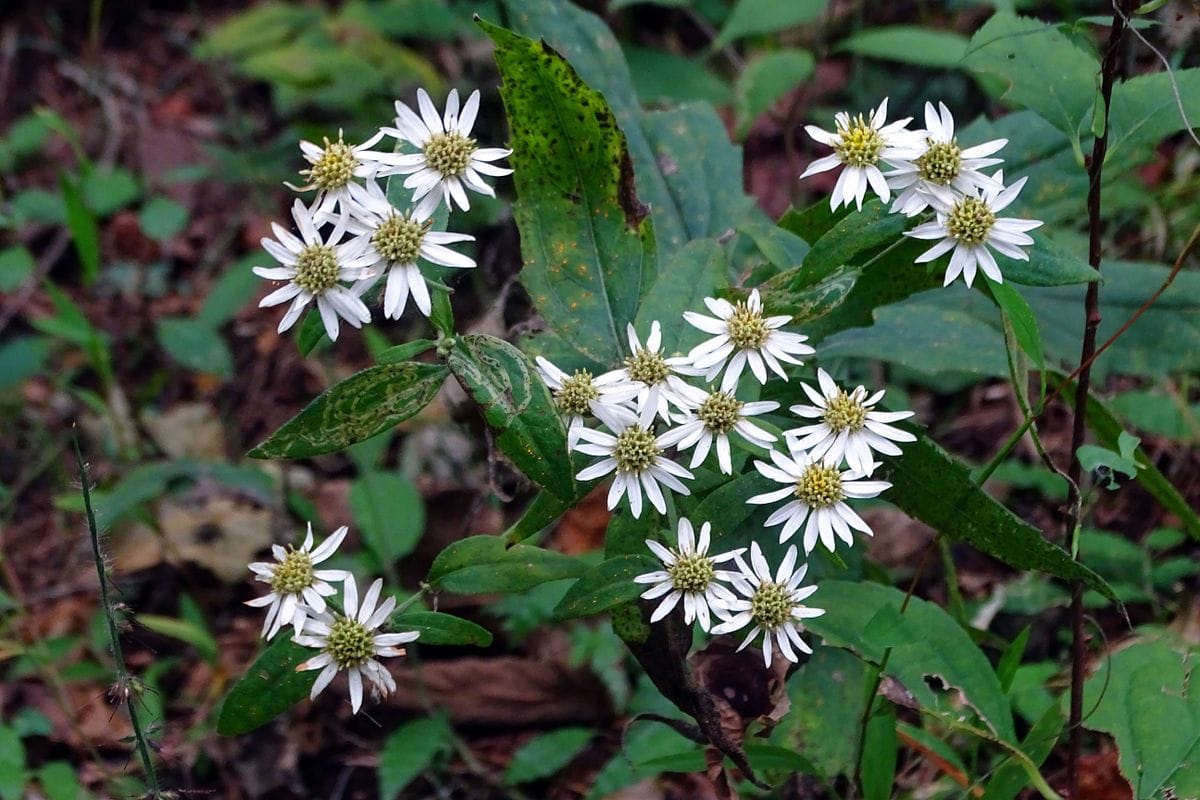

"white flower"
[573,414,694,519]
[747,448,891,555]
[295,576,419,714]
[254,199,376,341]
[886,101,1007,217]
[800,97,924,211]
[710,543,824,667]
[291,129,406,216]
[905,171,1044,287]
[658,390,779,475]
[382,88,513,218]
[246,523,350,640]
[604,321,707,423]
[633,518,743,632]
[340,180,475,319]
[683,290,814,393]
[534,356,640,448]
[786,368,915,475]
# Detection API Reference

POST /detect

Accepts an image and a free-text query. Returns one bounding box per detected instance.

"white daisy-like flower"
[382,88,513,219]
[254,199,376,341]
[290,129,405,216]
[658,390,779,475]
[886,101,1007,217]
[683,290,814,393]
[785,368,915,476]
[246,523,350,640]
[799,97,924,211]
[341,180,475,319]
[905,171,1044,287]
[295,576,419,714]
[534,356,640,448]
[633,518,743,632]
[572,414,694,519]
[710,542,824,667]
[747,448,891,555]
[603,321,707,424]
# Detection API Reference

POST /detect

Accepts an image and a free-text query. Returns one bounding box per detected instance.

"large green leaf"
[249,362,446,459]
[804,580,1016,743]
[633,239,726,356]
[771,646,869,779]
[427,535,587,594]
[445,333,575,501]
[1106,69,1200,163]
[1083,638,1200,799]
[798,198,911,283]
[553,554,659,620]
[389,611,493,647]
[217,636,316,736]
[482,18,656,368]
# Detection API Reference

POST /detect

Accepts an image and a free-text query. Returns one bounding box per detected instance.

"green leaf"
[138,197,189,241]
[806,580,1016,742]
[0,246,34,292]
[1083,638,1200,799]
[199,251,263,327]
[446,333,575,500]
[1106,68,1200,162]
[1007,234,1100,287]
[217,636,316,736]
[136,613,219,663]
[296,309,326,357]
[553,554,659,620]
[376,339,437,364]
[34,762,82,800]
[990,280,1045,371]
[839,26,969,68]
[80,167,141,217]
[196,2,321,59]
[713,0,826,48]
[962,13,1098,138]
[1078,435,1140,486]
[248,362,447,459]
[800,198,911,283]
[504,727,593,784]
[59,175,100,285]
[688,470,775,547]
[742,744,820,777]
[350,471,424,566]
[772,646,868,778]
[427,535,587,594]
[623,46,731,107]
[633,239,726,356]
[503,491,571,545]
[378,716,453,799]
[390,611,493,647]
[983,702,1064,800]
[0,727,25,800]
[734,49,814,138]
[880,429,1116,602]
[482,18,656,368]
[860,701,898,800]
[156,317,234,377]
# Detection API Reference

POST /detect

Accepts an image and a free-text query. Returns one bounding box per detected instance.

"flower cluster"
[801,98,1043,287]
[246,524,419,714]
[255,90,512,340]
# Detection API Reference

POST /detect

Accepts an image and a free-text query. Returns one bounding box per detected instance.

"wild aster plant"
[658,389,779,475]
[290,129,405,216]
[633,518,743,632]
[246,523,350,640]
[535,356,640,448]
[572,412,694,519]
[605,321,707,423]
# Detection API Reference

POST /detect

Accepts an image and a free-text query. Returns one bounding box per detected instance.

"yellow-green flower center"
[823,390,867,433]
[307,136,358,191]
[697,392,743,434]
[424,131,476,177]
[915,139,962,185]
[728,303,770,350]
[614,427,659,473]
[946,197,996,246]
[795,463,845,508]
[750,581,794,629]
[270,548,314,594]
[668,552,715,594]
[835,115,884,168]
[294,245,340,295]
[555,370,599,415]
[373,213,428,264]
[325,616,374,669]
[625,348,669,385]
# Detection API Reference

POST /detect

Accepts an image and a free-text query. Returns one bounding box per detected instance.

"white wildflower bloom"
[786,368,915,475]
[382,88,513,218]
[906,171,1044,287]
[800,97,924,211]
[886,101,1007,217]
[710,543,824,667]
[633,518,743,632]
[573,413,694,519]
[246,523,350,640]
[658,390,779,475]
[747,448,891,555]
[534,356,640,448]
[291,129,406,216]
[341,180,475,319]
[684,290,814,393]
[603,321,707,423]
[295,576,419,714]
[254,199,376,341]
